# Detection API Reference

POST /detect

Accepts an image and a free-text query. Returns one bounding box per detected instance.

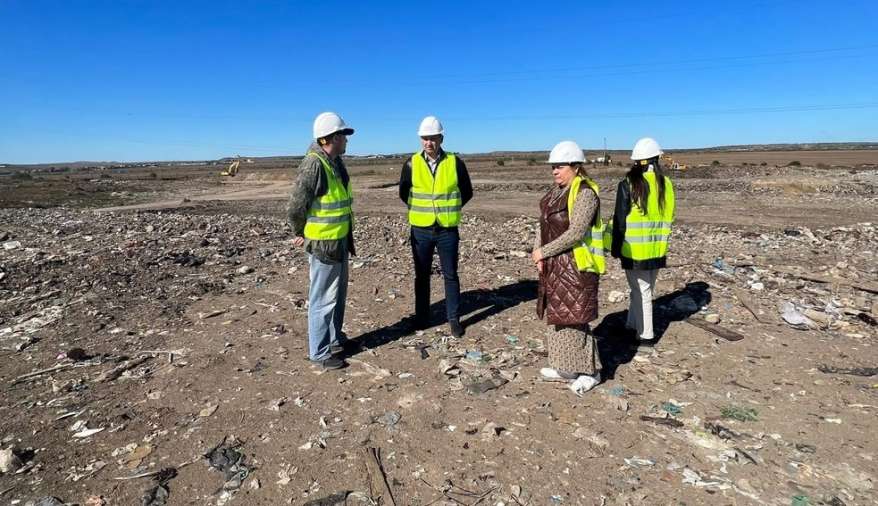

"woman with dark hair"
[611,137,676,345]
[532,141,607,395]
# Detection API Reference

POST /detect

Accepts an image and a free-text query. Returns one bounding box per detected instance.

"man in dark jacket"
[398,116,473,337]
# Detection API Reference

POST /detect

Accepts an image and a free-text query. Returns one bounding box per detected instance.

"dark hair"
[626,156,667,213]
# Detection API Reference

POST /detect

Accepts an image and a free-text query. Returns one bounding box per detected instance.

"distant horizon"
[3,141,878,167]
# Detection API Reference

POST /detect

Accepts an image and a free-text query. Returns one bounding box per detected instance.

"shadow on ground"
[349,280,538,355]
[594,281,711,379]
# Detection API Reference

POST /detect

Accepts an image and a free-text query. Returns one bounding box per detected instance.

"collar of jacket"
[420,149,447,164]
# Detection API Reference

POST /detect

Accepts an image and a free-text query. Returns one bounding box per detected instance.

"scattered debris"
[818,365,878,377]
[204,438,251,492]
[624,457,656,468]
[0,448,23,473]
[464,375,508,395]
[141,467,178,506]
[94,356,151,383]
[720,405,759,422]
[607,290,626,303]
[780,301,816,330]
[360,447,397,506]
[199,404,220,417]
[640,415,684,428]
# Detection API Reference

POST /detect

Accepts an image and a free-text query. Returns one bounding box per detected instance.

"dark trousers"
[411,225,460,322]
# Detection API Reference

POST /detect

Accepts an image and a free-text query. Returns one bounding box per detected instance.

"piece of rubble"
[438,359,459,376]
[31,498,66,506]
[624,457,656,468]
[199,404,219,417]
[607,290,626,303]
[480,422,505,440]
[276,466,297,486]
[464,375,508,394]
[141,467,177,506]
[802,308,832,326]
[0,447,23,473]
[73,426,105,438]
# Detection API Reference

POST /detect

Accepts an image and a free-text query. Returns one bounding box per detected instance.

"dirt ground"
[1,151,877,506]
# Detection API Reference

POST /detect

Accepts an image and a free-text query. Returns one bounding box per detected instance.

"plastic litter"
[661,402,682,416]
[204,438,251,491]
[720,405,759,422]
[712,258,736,275]
[141,467,177,506]
[624,457,656,468]
[780,301,815,330]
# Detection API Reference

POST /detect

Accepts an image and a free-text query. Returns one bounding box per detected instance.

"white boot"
[540,367,563,380]
[569,372,601,396]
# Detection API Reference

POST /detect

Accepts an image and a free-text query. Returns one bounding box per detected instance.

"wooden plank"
[686,317,745,341]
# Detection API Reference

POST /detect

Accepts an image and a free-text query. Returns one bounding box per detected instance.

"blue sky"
[1,0,877,163]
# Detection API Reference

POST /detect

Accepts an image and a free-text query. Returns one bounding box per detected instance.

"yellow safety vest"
[622,172,675,261]
[407,152,462,227]
[303,151,353,240]
[568,176,607,274]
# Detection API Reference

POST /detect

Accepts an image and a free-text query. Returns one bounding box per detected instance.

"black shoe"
[315,356,347,370]
[449,319,464,338]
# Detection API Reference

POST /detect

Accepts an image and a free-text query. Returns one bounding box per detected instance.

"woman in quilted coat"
[531,141,603,395]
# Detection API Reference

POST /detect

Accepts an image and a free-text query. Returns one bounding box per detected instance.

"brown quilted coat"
[536,186,599,325]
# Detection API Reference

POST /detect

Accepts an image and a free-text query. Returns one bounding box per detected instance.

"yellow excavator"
[661,154,686,171]
[220,156,241,177]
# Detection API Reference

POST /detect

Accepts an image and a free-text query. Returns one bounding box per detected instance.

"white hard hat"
[417,116,444,137]
[630,137,663,161]
[547,141,585,164]
[313,112,354,139]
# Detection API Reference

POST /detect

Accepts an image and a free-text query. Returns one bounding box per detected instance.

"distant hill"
[4,142,877,170]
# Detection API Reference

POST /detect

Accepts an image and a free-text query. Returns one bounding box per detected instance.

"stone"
[705,314,721,324]
[608,290,626,303]
[0,447,23,473]
[803,308,832,326]
[236,265,254,275]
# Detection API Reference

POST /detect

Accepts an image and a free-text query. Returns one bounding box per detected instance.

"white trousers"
[625,269,659,341]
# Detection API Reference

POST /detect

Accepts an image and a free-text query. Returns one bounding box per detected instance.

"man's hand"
[292,236,305,247]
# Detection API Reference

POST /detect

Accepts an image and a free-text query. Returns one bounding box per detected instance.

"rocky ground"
[0,158,877,505]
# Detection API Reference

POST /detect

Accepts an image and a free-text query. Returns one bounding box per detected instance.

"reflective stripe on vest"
[407,152,462,227]
[621,172,675,261]
[569,176,607,275]
[304,152,353,240]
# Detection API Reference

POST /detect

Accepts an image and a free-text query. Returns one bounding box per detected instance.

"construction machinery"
[661,154,687,171]
[220,156,241,177]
